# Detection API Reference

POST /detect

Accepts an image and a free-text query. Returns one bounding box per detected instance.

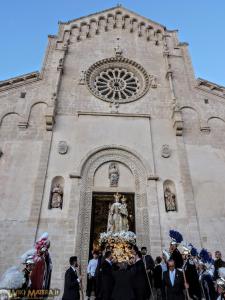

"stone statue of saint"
[164,186,177,212]
[120,195,129,231]
[50,183,63,209]
[107,193,123,232]
[108,162,120,187]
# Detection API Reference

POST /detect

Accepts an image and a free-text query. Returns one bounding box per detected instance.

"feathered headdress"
[35,232,50,253]
[189,243,198,257]
[199,248,211,264]
[169,230,183,244]
[0,266,25,289]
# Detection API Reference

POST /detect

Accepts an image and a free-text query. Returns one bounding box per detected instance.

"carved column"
[45,36,69,131]
[163,36,183,136]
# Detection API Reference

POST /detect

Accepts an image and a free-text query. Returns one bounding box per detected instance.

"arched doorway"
[74,146,153,273]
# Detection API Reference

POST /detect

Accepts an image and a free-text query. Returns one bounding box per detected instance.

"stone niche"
[48,176,65,209]
[93,161,135,190]
[163,179,177,212]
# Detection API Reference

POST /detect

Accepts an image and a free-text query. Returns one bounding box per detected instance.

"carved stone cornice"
[45,105,55,131]
[196,78,225,99]
[0,72,40,92]
[56,7,165,48]
[200,126,211,134]
[172,109,183,136]
[147,175,159,181]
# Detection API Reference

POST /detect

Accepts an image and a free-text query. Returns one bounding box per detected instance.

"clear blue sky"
[0,0,224,86]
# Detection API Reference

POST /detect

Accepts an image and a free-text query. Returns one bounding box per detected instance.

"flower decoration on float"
[99,231,136,263]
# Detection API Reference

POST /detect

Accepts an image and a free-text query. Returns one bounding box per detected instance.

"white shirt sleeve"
[87,260,92,274]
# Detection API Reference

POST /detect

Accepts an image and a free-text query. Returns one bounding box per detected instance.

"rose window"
[86,57,150,103]
[94,68,140,101]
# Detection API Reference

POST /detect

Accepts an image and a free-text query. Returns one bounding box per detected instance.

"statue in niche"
[164,186,177,212]
[108,162,120,187]
[107,193,129,232]
[50,183,63,209]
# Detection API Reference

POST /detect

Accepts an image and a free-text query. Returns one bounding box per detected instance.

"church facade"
[1,6,225,290]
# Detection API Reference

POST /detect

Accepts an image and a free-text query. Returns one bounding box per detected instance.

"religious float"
[99,192,136,262]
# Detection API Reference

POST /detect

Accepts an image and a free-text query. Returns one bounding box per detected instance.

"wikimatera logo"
[0,289,60,299]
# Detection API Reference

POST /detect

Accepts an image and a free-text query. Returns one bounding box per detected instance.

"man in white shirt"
[86,251,99,299]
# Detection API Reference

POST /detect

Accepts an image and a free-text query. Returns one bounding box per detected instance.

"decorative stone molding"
[79,71,86,85]
[172,109,183,136]
[57,58,64,72]
[161,144,171,158]
[196,78,225,99]
[149,75,157,88]
[58,141,68,154]
[69,173,81,179]
[62,8,165,46]
[18,121,29,129]
[86,56,151,103]
[0,72,40,92]
[74,146,153,274]
[45,106,55,131]
[200,126,211,134]
[74,145,152,178]
[147,175,159,181]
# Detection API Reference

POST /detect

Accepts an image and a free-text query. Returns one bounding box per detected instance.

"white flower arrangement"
[99,230,136,246]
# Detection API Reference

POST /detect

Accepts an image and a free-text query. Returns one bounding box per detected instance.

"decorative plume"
[189,243,198,257]
[169,230,183,243]
[199,248,210,263]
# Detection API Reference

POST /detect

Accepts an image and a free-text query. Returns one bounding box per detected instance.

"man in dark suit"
[162,259,185,300]
[214,251,225,279]
[62,256,80,300]
[153,256,163,300]
[95,250,104,300]
[169,243,183,269]
[141,246,154,296]
[183,256,201,299]
[131,250,149,300]
[101,251,114,300]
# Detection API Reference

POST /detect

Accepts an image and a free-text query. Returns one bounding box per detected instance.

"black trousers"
[86,276,96,297]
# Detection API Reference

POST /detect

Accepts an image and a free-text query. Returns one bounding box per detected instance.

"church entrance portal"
[89,192,135,256]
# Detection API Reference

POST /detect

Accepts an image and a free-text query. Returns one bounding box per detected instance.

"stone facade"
[0,5,225,294]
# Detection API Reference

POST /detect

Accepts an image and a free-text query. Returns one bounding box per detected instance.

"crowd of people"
[62,231,225,300]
